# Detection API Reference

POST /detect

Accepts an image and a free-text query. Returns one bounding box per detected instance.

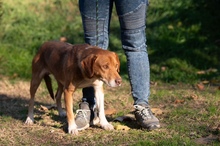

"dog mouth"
[99,77,122,87]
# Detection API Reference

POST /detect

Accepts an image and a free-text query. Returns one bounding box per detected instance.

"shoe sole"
[147,124,160,131]
[137,121,160,131]
[76,123,90,131]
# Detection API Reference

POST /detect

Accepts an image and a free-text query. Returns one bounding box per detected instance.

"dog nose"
[115,78,122,86]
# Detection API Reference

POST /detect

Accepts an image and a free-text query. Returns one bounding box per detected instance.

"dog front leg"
[94,84,114,130]
[64,87,78,135]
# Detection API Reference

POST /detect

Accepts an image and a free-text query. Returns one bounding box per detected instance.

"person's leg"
[76,0,113,130]
[79,0,113,104]
[115,0,149,106]
[115,0,160,130]
[79,0,112,49]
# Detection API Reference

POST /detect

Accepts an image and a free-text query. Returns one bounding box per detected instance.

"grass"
[0,0,220,145]
[0,78,219,145]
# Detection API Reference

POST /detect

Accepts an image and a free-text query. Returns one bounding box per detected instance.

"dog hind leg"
[56,82,66,117]
[25,73,43,125]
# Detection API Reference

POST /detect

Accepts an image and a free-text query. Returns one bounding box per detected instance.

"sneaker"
[75,102,91,130]
[134,104,160,130]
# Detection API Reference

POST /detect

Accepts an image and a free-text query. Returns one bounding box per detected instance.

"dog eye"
[103,64,109,69]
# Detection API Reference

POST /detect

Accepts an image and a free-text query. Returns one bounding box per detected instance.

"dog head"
[81,48,122,87]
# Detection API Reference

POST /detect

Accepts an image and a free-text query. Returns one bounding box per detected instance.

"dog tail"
[44,75,55,100]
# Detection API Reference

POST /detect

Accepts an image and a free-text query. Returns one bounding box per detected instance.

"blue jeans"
[79,0,150,106]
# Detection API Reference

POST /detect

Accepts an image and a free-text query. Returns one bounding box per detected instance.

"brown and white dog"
[25,41,122,135]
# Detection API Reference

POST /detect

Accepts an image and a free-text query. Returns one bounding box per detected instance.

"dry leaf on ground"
[196,83,205,90]
[40,105,56,111]
[174,99,185,104]
[202,80,209,84]
[40,105,49,111]
[105,108,117,115]
[151,108,163,115]
[114,125,130,131]
[197,68,218,74]
[189,94,198,100]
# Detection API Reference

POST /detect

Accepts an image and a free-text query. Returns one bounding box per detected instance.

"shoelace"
[141,107,154,119]
[76,109,90,122]
[135,106,154,119]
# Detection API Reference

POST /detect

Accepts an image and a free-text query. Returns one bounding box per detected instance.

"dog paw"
[101,123,114,130]
[25,117,34,125]
[68,128,78,135]
[68,124,78,135]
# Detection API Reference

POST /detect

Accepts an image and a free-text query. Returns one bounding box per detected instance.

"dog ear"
[81,54,97,78]
[113,52,120,72]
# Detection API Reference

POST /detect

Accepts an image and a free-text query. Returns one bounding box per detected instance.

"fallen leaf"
[151,108,163,115]
[105,108,117,115]
[40,105,49,111]
[207,68,218,73]
[202,80,209,84]
[196,83,204,90]
[114,125,130,131]
[197,71,206,75]
[40,105,56,111]
[189,94,198,100]
[197,68,218,75]
[174,99,185,104]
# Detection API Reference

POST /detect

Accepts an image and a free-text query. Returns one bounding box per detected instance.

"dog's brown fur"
[25,41,122,135]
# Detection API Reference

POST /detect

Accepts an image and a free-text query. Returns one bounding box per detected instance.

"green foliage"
[147,0,220,83]
[0,0,83,52]
[0,0,83,78]
[0,47,32,78]
[0,0,219,83]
